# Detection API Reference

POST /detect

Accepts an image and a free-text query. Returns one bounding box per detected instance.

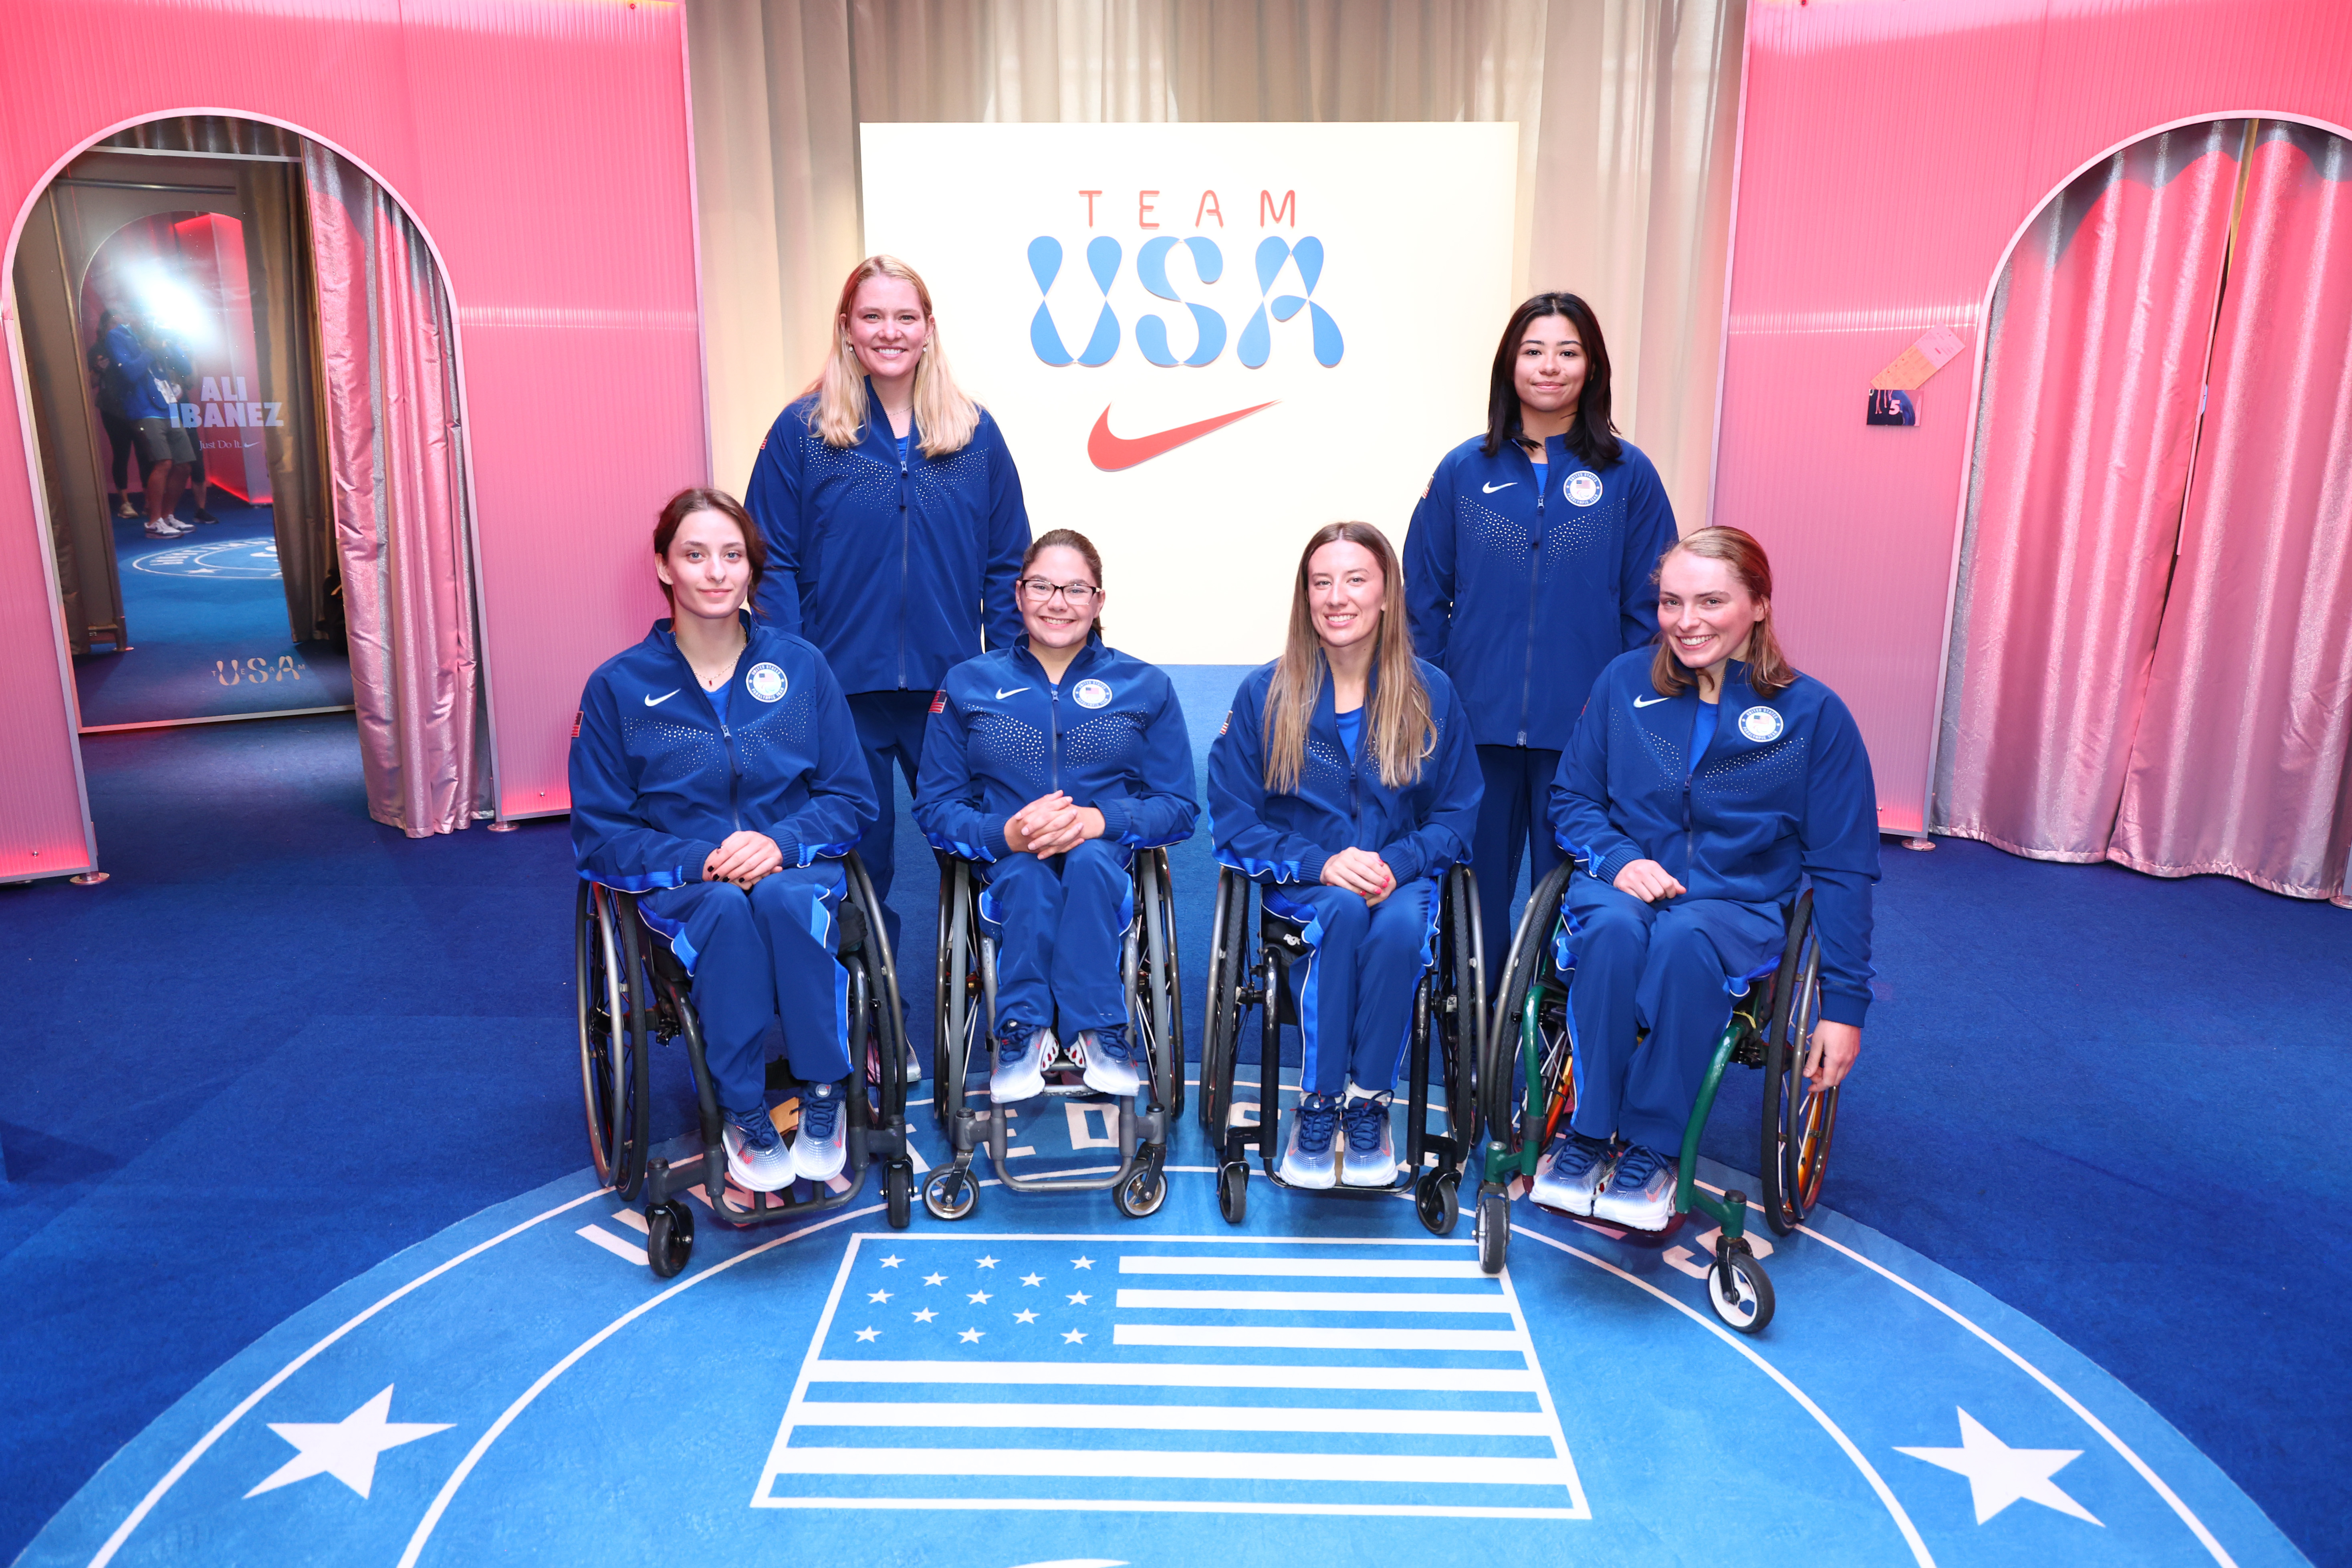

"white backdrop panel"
[862,121,1519,666]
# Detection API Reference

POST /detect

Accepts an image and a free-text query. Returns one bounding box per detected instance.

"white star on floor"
[1020,1272,1044,1287]
[923,1271,947,1286]
[854,1327,880,1342]
[912,1308,937,1323]
[1015,1309,1039,1324]
[245,1387,451,1500]
[959,1328,984,1343]
[867,1289,892,1304]
[1896,1409,2102,1525]
[1063,1328,1086,1344]
[968,1289,992,1305]
[976,1255,998,1268]
[878,1255,902,1268]
[1067,1290,1091,1305]
[1071,1256,1094,1270]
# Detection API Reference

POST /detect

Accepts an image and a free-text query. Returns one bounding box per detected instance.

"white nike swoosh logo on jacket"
[645,689,680,706]
[1632,695,1672,708]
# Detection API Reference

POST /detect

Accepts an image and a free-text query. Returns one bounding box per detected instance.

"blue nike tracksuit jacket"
[915,636,1198,1036]
[1550,651,1882,1028]
[1404,434,1679,752]
[1208,658,1483,1096]
[569,616,879,1112]
[743,385,1031,695]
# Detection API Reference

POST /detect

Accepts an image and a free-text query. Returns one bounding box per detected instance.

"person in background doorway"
[151,328,218,525]
[745,254,1031,956]
[86,310,141,519]
[1404,292,1679,975]
[104,311,194,540]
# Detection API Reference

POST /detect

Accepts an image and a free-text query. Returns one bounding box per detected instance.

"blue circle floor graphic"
[21,1076,2305,1568]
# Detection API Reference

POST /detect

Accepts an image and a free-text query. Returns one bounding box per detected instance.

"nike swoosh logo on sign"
[1087,401,1278,471]
[1483,482,1517,493]
[645,690,680,706]
[1632,695,1672,708]
[995,687,1030,700]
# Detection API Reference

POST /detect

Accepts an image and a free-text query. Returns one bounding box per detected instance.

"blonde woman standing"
[746,255,1032,949]
[1206,524,1482,1191]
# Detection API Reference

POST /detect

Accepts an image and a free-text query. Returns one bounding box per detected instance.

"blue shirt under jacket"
[1208,659,1482,889]
[1404,434,1679,751]
[1550,651,1882,1027]
[744,385,1031,696]
[569,615,878,893]
[103,325,169,421]
[915,635,1199,863]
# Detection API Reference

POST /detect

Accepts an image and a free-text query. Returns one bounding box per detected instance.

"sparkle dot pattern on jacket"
[1619,705,1686,784]
[1062,709,1147,767]
[1304,736,1354,789]
[968,710,1050,782]
[622,716,727,794]
[1455,493,1608,563]
[734,688,817,768]
[908,444,986,500]
[1696,733,1808,794]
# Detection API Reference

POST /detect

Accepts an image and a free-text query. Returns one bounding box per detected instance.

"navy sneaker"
[1077,1024,1143,1097]
[1531,1128,1614,1215]
[721,1103,793,1191]
[988,1017,1051,1102]
[1279,1092,1342,1189]
[1590,1141,1677,1231]
[789,1079,847,1182]
[1339,1086,1396,1186]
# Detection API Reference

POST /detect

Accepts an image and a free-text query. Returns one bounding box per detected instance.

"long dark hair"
[1021,527,1107,639]
[1263,523,1433,793]
[652,487,767,613]
[1480,291,1622,468]
[1650,526,1796,699]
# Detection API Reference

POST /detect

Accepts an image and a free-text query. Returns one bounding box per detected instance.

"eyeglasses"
[1018,576,1100,607]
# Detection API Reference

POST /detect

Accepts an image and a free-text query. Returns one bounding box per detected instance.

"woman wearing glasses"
[1208,523,1481,1188]
[915,530,1198,1100]
[747,254,1032,953]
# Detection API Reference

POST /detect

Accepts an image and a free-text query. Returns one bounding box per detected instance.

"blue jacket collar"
[859,376,920,462]
[1011,631,1106,682]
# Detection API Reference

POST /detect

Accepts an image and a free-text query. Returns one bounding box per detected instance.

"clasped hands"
[702,830,784,888]
[1321,845,1396,905]
[1004,791,1105,858]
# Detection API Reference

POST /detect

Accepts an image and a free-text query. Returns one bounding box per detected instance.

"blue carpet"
[2,678,2347,1565]
[71,494,353,728]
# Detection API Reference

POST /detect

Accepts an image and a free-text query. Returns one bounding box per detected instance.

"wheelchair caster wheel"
[923,1168,978,1221]
[884,1161,914,1230]
[645,1201,693,1279]
[1216,1161,1248,1225]
[1709,1241,1775,1334]
[1115,1161,1168,1219]
[1475,1190,1509,1275]
[1414,1171,1460,1236]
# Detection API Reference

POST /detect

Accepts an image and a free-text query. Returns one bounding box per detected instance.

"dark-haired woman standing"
[1404,293,1680,962]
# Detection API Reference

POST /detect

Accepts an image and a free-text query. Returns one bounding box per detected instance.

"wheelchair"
[572,851,915,1278]
[1474,861,1833,1333]
[923,846,1184,1221]
[1198,863,1484,1232]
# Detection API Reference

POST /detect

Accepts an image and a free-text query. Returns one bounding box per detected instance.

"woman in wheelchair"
[1208,522,1481,1190]
[1536,525,1878,1230]
[569,488,879,1194]
[914,528,1198,1101]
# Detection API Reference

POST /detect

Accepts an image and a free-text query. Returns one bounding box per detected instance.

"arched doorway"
[1931,118,2352,906]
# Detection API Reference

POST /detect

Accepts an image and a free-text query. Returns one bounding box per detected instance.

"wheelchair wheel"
[932,854,958,1100]
[884,1161,913,1230]
[1142,849,1186,1120]
[1114,1158,1168,1219]
[1415,1171,1460,1236]
[1216,1160,1248,1225]
[645,1200,693,1278]
[1476,1188,1510,1275]
[1760,893,1836,1236]
[1198,870,1248,1139]
[1709,1242,1775,1334]
[841,852,911,1138]
[924,1166,978,1221]
[1436,867,1487,1151]
[576,882,651,1199]
[934,861,981,1136]
[1484,862,1575,1163]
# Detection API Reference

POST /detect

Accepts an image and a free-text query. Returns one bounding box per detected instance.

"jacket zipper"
[895,440,911,689]
[1517,441,1545,746]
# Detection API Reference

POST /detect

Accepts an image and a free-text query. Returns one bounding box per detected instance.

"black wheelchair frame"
[1474,860,1834,1331]
[923,846,1184,1221]
[1197,863,1485,1233]
[573,851,915,1277]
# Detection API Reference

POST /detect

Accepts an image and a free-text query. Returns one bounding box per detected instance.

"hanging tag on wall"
[1871,325,1965,391]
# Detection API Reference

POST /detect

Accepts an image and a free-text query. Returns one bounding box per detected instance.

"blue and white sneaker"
[789,1079,847,1183]
[1339,1086,1396,1186]
[1077,1024,1143,1098]
[1531,1128,1614,1215]
[722,1104,794,1191]
[1590,1141,1678,1231]
[1279,1092,1342,1189]
[988,1018,1052,1102]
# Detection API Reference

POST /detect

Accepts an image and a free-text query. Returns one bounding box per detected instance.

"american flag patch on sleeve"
[571,711,583,738]
[1219,711,1230,736]
[930,689,947,715]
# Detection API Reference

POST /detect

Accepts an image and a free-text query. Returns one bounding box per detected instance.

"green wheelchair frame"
[1473,862,1836,1334]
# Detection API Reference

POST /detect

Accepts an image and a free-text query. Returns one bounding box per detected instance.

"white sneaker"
[1278,1093,1341,1189]
[1588,1142,1678,1231]
[1338,1085,1396,1186]
[1077,1024,1142,1098]
[789,1080,847,1182]
[722,1105,794,1191]
[988,1022,1052,1102]
[1531,1129,1614,1216]
[143,520,188,539]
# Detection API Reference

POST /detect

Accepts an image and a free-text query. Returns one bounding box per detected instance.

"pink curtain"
[2111,123,2352,906]
[304,145,490,837]
[1930,123,2244,857]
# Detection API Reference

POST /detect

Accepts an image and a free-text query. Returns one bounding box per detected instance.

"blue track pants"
[980,839,1134,1035]
[847,689,934,954]
[639,863,851,1115]
[1472,744,1565,988]
[1265,877,1440,1098]
[1559,872,1783,1155]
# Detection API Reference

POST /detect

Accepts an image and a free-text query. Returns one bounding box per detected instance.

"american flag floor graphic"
[753,1233,1589,1517]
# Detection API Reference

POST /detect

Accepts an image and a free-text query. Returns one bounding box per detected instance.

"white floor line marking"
[1111,1287,1513,1314]
[87,1185,611,1568]
[1494,1254,1592,1517]
[609,1208,651,1235]
[1118,1256,1488,1278]
[1794,1219,2239,1568]
[395,1202,887,1568]
[1113,1324,1524,1351]
[575,1225,649,1265]
[802,1359,1540,1392]
[1513,1224,1936,1568]
[748,1496,1580,1518]
[780,1400,1557,1436]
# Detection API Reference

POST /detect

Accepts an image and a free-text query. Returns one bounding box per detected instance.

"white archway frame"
[1,105,504,869]
[1916,109,2352,824]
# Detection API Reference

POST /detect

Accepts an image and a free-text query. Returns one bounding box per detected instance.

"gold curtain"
[685,0,1745,529]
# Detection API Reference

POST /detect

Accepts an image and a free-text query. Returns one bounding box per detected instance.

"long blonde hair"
[1264,523,1434,793]
[1650,525,1797,699]
[805,255,979,456]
